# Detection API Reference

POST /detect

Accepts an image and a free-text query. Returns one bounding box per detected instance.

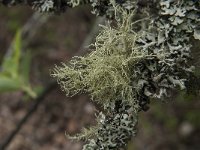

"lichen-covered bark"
[0,0,136,15]
[2,0,200,150]
[52,1,200,149]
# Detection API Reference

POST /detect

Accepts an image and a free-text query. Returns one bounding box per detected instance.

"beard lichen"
[52,10,146,107]
[51,9,143,149]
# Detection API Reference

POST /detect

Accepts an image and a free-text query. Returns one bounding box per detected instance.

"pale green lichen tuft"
[52,10,146,106]
[67,126,99,141]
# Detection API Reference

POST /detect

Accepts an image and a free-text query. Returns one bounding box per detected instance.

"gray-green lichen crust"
[136,0,200,100]
[0,0,136,16]
[83,101,137,150]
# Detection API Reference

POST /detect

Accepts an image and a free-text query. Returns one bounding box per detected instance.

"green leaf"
[0,30,37,98]
[0,74,21,92]
[21,85,37,99]
[22,85,43,101]
[20,50,32,83]
[1,30,22,78]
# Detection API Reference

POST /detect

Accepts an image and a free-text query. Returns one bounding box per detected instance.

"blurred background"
[0,4,200,150]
